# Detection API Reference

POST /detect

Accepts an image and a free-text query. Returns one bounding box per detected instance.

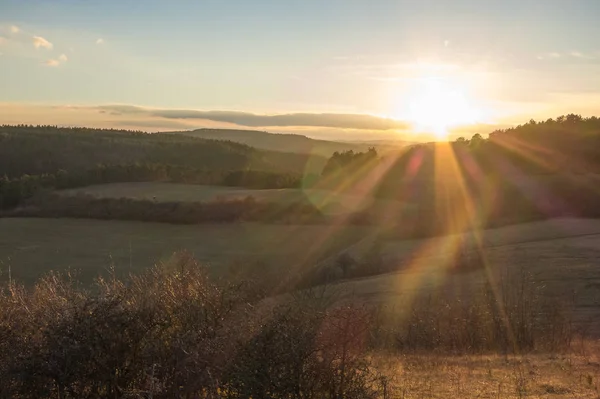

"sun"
[403,77,481,139]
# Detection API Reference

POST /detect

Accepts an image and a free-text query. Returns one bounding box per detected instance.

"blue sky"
[1,0,600,139]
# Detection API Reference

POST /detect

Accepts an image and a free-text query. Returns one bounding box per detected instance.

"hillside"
[0,217,373,285]
[166,128,399,156]
[0,126,326,178]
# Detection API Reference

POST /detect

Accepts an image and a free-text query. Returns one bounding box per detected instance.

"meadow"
[0,217,373,285]
[3,215,600,324]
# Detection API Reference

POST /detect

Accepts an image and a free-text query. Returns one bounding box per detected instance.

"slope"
[166,128,397,157]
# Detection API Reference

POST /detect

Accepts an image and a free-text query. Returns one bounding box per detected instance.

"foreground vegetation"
[0,252,595,398]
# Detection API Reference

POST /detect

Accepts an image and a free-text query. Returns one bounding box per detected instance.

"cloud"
[97,105,411,130]
[113,119,197,130]
[10,25,19,34]
[44,53,68,67]
[569,51,597,60]
[537,52,561,60]
[0,36,6,45]
[96,38,104,45]
[44,59,60,67]
[33,36,53,49]
[538,51,597,61]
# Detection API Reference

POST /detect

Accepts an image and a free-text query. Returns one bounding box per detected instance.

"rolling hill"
[165,128,404,156]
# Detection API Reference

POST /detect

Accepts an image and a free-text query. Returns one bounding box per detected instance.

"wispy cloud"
[537,51,597,61]
[33,36,53,49]
[569,51,597,60]
[10,25,19,34]
[96,105,411,130]
[546,52,561,59]
[44,59,60,67]
[44,54,67,67]
[96,38,104,45]
[0,36,6,45]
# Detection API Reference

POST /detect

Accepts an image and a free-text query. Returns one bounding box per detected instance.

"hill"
[165,128,399,156]
[0,125,327,209]
[0,125,325,178]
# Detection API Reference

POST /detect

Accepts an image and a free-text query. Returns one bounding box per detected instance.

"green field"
[0,218,373,285]
[58,182,412,216]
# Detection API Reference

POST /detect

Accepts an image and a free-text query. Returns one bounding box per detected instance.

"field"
[373,350,600,399]
[3,214,600,315]
[331,218,600,329]
[3,215,600,398]
[58,182,411,215]
[0,218,373,285]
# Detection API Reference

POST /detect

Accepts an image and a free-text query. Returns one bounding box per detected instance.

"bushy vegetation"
[0,253,583,398]
[9,192,324,224]
[0,164,303,210]
[371,267,576,354]
[321,147,379,176]
[0,253,387,399]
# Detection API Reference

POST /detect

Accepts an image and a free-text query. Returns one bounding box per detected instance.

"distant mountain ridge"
[166,128,405,156]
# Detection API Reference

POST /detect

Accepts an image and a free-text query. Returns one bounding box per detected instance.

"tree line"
[0,125,323,210]
[321,114,600,234]
[11,192,324,225]
[0,163,305,210]
[0,125,322,178]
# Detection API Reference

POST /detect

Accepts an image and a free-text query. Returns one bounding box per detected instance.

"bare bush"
[0,253,386,399]
[370,266,575,354]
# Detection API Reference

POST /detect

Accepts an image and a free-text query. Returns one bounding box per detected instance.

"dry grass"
[326,219,600,331]
[374,348,600,398]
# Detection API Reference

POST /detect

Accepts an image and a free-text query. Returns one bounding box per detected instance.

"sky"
[1,0,600,140]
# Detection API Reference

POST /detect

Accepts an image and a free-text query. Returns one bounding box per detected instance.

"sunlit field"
[2,0,600,394]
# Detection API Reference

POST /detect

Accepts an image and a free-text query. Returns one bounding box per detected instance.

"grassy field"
[0,218,373,285]
[4,214,600,312]
[58,182,411,215]
[374,350,600,399]
[331,218,600,329]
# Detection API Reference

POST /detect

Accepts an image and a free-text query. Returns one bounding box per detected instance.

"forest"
[320,114,600,235]
[0,126,317,210]
[2,115,600,229]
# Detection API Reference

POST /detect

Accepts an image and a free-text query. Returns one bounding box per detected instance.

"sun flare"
[404,76,482,139]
